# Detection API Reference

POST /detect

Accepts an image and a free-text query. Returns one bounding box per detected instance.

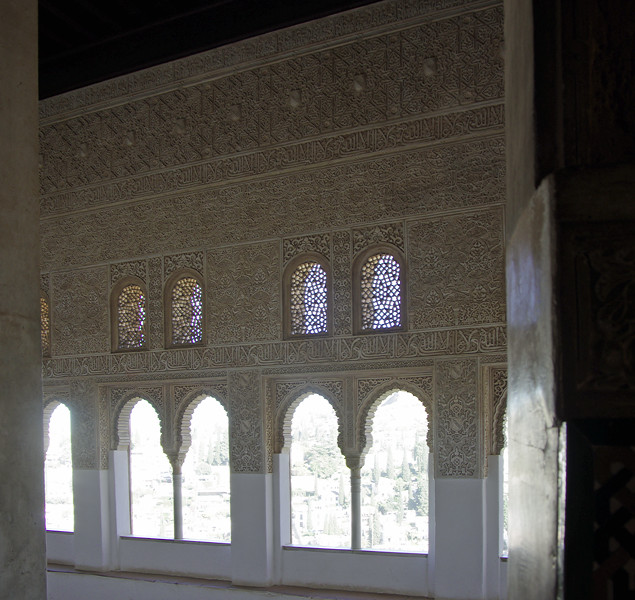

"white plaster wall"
[230,473,274,586]
[119,537,231,580]
[433,478,486,600]
[281,547,428,596]
[46,532,74,565]
[73,469,110,571]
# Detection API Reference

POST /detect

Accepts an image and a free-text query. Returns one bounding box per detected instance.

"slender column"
[0,0,46,597]
[350,467,362,550]
[172,461,184,540]
[346,455,363,550]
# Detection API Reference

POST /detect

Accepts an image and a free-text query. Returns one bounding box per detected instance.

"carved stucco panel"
[147,257,163,350]
[353,223,404,255]
[207,242,280,344]
[283,234,331,265]
[408,208,506,330]
[40,6,502,196]
[435,358,480,478]
[40,137,504,271]
[51,267,109,356]
[228,371,264,474]
[110,260,147,286]
[68,379,99,470]
[164,251,205,278]
[333,230,352,336]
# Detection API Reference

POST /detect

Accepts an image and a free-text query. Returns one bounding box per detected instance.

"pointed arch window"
[354,246,405,333]
[41,292,51,357]
[112,278,147,351]
[284,255,331,338]
[165,270,204,347]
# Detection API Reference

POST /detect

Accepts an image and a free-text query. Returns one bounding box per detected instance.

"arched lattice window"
[41,293,51,356]
[115,283,146,350]
[166,271,204,346]
[291,262,328,335]
[284,255,330,338]
[355,248,404,333]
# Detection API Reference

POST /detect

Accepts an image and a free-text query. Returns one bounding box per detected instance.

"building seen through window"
[44,403,74,532]
[181,396,231,542]
[129,400,173,538]
[361,391,429,552]
[291,394,350,547]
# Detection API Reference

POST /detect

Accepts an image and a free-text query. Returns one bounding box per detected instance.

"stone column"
[0,0,46,598]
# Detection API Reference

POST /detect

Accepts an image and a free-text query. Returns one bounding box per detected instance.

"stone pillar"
[0,0,46,597]
[228,371,274,586]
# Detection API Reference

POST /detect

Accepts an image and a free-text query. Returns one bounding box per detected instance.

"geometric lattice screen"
[290,262,328,335]
[593,445,635,599]
[360,253,401,330]
[171,277,203,345]
[117,284,146,349]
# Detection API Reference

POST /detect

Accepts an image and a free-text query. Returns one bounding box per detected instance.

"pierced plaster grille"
[41,296,50,355]
[117,284,146,349]
[361,253,401,330]
[171,277,203,345]
[290,262,328,335]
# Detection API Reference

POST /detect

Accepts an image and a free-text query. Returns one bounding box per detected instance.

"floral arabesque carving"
[52,267,109,356]
[435,359,479,477]
[353,223,404,255]
[283,234,331,265]
[110,260,147,286]
[408,208,506,330]
[207,242,280,344]
[228,371,264,473]
[164,251,204,279]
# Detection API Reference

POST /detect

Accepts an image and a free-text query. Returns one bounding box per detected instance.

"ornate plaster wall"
[40,0,507,479]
